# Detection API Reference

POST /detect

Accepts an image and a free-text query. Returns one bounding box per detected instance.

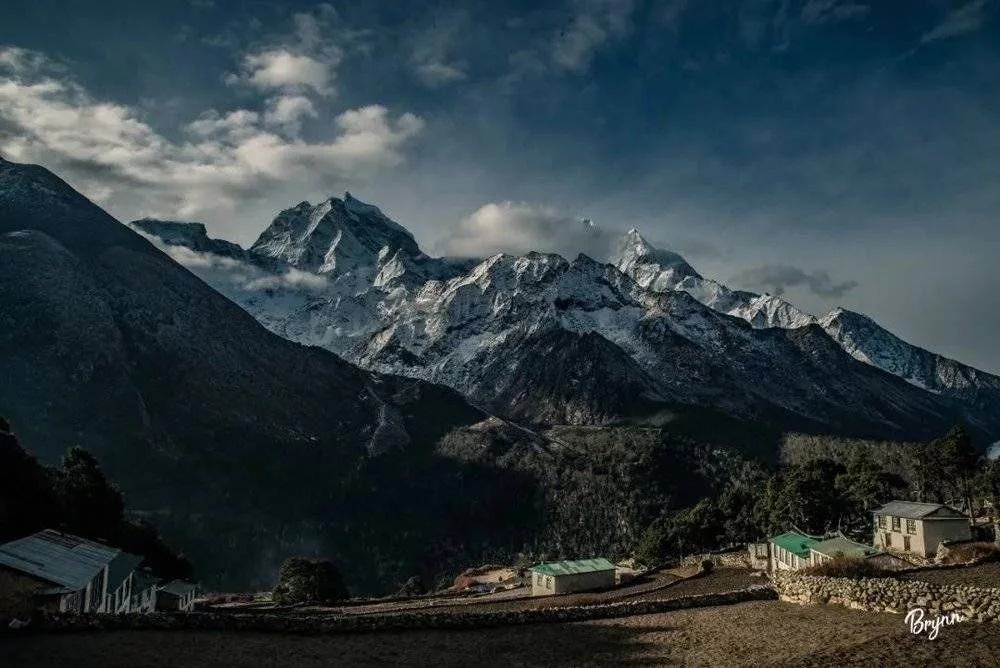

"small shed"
[529,558,616,596]
[768,531,822,571]
[157,580,198,611]
[105,552,144,614]
[130,571,160,613]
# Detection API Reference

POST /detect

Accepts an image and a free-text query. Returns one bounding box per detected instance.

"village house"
[873,500,972,557]
[130,571,160,613]
[0,530,121,614]
[105,552,144,615]
[156,579,199,611]
[529,558,616,596]
[767,531,908,572]
[768,531,821,571]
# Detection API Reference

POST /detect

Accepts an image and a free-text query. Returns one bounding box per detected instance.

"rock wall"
[773,572,1000,623]
[3,586,777,636]
[680,549,750,569]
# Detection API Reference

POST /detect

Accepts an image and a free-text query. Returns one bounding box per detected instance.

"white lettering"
[905,608,963,640]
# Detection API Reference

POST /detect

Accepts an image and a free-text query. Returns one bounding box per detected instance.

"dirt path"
[899,562,1000,589]
[4,600,997,667]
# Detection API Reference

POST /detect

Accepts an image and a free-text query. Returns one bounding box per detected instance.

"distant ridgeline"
[0,418,191,581]
[2,156,999,595]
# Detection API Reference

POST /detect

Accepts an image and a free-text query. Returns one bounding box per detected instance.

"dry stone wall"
[3,586,777,636]
[773,572,1000,623]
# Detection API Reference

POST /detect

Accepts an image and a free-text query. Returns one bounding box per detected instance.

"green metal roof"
[530,558,616,577]
[810,536,881,559]
[770,531,821,559]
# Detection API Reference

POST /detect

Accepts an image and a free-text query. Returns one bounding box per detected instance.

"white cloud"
[0,47,424,233]
[140,238,332,294]
[439,201,618,259]
[263,95,318,134]
[551,0,637,73]
[224,4,346,97]
[408,12,469,88]
[413,61,467,88]
[920,0,989,44]
[228,49,336,97]
[186,109,261,141]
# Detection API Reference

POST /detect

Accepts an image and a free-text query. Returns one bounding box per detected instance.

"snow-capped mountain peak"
[611,229,702,291]
[249,194,421,280]
[128,190,1000,439]
[130,218,249,261]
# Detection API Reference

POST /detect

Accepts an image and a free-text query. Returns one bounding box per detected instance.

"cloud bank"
[0,44,423,232]
[730,264,859,298]
[439,201,621,259]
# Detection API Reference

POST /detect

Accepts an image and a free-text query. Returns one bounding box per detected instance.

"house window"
[903,536,911,552]
[883,532,892,548]
[891,516,901,532]
[906,519,916,534]
[545,576,553,589]
[877,514,886,529]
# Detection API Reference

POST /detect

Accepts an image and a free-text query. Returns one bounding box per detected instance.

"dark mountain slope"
[0,156,540,591]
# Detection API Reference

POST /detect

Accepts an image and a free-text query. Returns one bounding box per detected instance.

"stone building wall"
[773,572,1000,623]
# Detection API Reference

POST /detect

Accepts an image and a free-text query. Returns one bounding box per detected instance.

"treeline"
[638,426,1000,563]
[0,417,192,580]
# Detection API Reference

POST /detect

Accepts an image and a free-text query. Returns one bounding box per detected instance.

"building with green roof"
[529,558,617,596]
[767,530,912,572]
[768,531,824,571]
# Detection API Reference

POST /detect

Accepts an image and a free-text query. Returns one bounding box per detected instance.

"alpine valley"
[3,155,999,593]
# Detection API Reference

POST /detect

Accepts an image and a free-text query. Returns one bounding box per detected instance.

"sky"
[0,0,998,372]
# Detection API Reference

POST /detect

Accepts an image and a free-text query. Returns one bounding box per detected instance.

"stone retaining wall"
[680,550,750,569]
[2,586,777,636]
[773,572,1000,623]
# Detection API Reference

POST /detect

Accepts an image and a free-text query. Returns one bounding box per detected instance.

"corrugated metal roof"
[873,501,968,520]
[159,579,197,596]
[133,571,161,592]
[107,552,144,591]
[530,558,616,577]
[0,530,119,590]
[769,531,822,559]
[810,536,881,559]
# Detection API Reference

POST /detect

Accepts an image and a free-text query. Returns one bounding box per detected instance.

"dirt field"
[4,599,998,667]
[243,570,686,617]
[900,562,1000,589]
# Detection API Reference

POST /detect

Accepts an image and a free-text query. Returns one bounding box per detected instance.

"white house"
[767,531,909,572]
[768,531,822,572]
[529,558,617,596]
[130,571,160,613]
[0,530,120,614]
[156,580,198,611]
[873,501,972,557]
[105,552,144,614]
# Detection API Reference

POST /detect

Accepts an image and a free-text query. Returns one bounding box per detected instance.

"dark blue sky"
[1,0,999,371]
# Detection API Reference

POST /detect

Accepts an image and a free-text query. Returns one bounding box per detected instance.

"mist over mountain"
[132,191,1000,445]
[4,154,999,593]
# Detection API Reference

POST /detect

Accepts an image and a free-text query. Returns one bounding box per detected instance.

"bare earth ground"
[900,562,1000,589]
[3,600,999,668]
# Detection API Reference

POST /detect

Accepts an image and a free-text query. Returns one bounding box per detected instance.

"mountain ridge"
[131,194,1000,444]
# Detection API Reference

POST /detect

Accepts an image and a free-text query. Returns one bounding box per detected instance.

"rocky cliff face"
[133,195,1000,443]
